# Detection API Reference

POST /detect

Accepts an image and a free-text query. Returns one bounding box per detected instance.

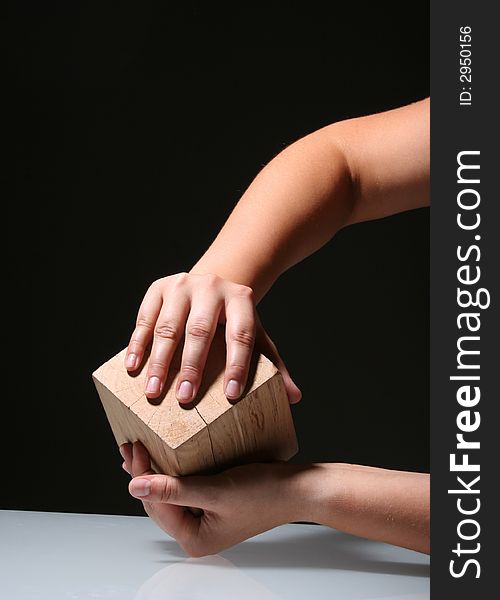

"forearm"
[293,463,430,554]
[191,99,429,302]
[191,130,355,302]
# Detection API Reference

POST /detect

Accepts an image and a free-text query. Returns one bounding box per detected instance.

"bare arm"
[192,98,430,301]
[124,442,430,556]
[126,98,429,402]
[300,463,430,554]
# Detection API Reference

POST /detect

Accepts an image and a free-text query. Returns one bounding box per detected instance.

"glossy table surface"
[0,510,429,599]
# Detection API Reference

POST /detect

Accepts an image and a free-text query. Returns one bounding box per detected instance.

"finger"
[224,289,256,400]
[125,284,163,371]
[119,443,133,474]
[132,443,205,517]
[145,500,201,546]
[145,290,190,399]
[129,472,220,512]
[131,441,155,478]
[131,442,157,515]
[129,444,201,544]
[129,442,206,539]
[176,294,222,403]
[258,329,302,404]
[122,461,130,475]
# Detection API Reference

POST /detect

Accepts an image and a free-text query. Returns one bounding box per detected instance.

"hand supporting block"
[92,329,298,477]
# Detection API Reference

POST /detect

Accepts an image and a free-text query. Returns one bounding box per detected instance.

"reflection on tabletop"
[133,523,430,600]
[135,555,280,600]
[0,511,429,600]
[134,553,428,600]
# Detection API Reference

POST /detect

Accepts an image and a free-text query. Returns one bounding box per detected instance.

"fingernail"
[177,380,193,402]
[146,376,161,395]
[126,353,137,369]
[130,478,151,498]
[225,379,241,399]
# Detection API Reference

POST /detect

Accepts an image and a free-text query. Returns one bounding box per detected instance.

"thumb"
[129,473,219,509]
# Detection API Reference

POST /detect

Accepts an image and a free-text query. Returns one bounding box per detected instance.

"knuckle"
[147,279,161,292]
[136,315,154,330]
[159,477,177,503]
[202,273,219,288]
[149,277,168,293]
[154,321,179,341]
[230,327,255,348]
[168,272,189,292]
[234,283,254,300]
[148,360,168,372]
[187,320,212,340]
[128,339,142,352]
[227,363,247,377]
[180,363,200,378]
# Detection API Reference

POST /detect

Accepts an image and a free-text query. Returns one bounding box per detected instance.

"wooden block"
[92,328,298,477]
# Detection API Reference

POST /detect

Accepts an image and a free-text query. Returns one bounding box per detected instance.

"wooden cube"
[92,328,298,476]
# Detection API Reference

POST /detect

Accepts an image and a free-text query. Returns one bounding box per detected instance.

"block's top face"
[93,327,279,449]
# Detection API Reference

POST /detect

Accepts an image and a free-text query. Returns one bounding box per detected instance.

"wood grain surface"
[92,327,298,477]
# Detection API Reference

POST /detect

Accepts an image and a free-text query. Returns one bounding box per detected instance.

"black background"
[9,2,429,516]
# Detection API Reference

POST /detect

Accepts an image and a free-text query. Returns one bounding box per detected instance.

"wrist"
[285,463,345,524]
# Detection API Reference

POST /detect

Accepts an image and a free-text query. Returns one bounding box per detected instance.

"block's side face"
[264,371,299,460]
[93,349,141,404]
[93,353,217,476]
[93,334,280,448]
[92,333,287,478]
[93,348,208,450]
[93,376,139,447]
[207,371,298,471]
[93,375,184,475]
[173,429,218,476]
[233,371,298,462]
[147,426,214,476]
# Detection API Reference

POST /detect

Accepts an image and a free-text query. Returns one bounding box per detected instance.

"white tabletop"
[0,510,429,599]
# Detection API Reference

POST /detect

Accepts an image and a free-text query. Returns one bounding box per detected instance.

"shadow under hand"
[228,527,429,578]
[152,525,429,578]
